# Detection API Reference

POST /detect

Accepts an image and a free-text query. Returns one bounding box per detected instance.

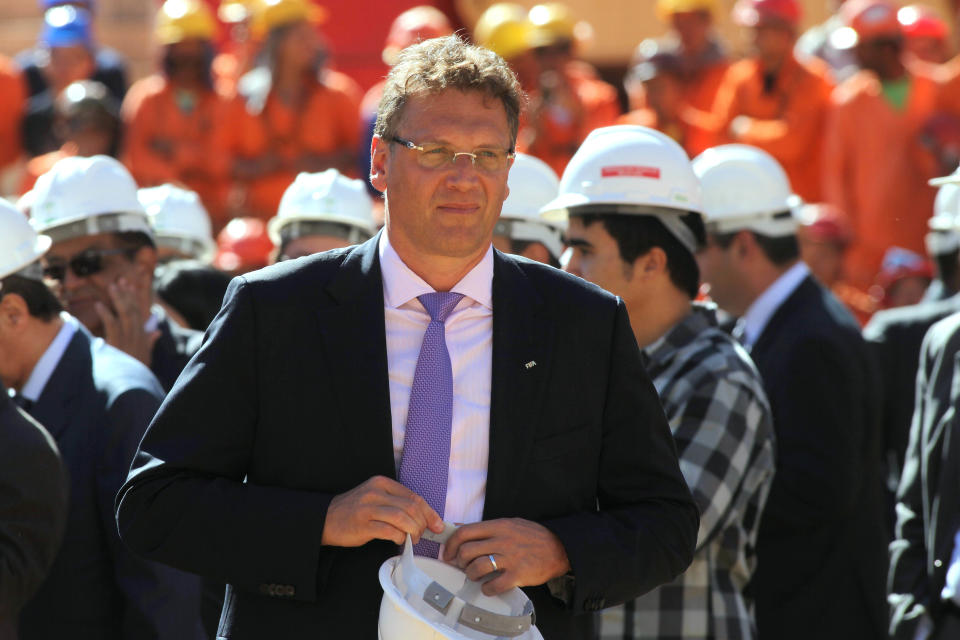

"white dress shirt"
[379,230,493,527]
[739,261,810,349]
[19,312,78,402]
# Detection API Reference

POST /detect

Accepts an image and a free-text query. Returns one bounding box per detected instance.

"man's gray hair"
[374,34,524,148]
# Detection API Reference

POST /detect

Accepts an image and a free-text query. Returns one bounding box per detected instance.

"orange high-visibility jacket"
[618,106,717,159]
[823,69,939,291]
[122,75,233,227]
[226,70,361,221]
[712,54,834,202]
[0,56,25,171]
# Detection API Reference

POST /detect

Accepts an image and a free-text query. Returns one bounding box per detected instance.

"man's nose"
[445,154,481,189]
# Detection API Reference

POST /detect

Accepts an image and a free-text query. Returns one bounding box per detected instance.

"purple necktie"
[398,291,464,557]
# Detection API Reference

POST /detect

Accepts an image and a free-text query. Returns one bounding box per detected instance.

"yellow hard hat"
[473,3,532,61]
[527,3,592,49]
[156,0,217,45]
[249,0,327,40]
[655,0,719,21]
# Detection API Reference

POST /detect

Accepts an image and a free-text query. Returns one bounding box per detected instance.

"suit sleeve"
[888,330,941,640]
[0,409,68,619]
[539,301,699,613]
[116,277,335,603]
[99,383,206,640]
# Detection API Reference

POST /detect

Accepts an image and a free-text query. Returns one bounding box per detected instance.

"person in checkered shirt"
[563,198,776,640]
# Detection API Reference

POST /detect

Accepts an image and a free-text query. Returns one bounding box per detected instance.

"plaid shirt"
[599,303,776,640]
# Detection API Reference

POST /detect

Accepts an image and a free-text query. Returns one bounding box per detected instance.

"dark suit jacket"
[888,312,960,639]
[18,326,206,640]
[863,295,960,521]
[749,275,887,639]
[116,235,700,640]
[150,305,204,392]
[0,384,69,640]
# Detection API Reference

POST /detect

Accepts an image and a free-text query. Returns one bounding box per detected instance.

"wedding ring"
[488,554,499,572]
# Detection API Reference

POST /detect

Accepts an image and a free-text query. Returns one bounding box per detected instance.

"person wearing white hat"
[0,189,204,638]
[268,168,376,262]
[694,143,887,639]
[31,155,203,392]
[0,200,70,639]
[492,153,564,267]
[548,125,775,639]
[139,183,217,264]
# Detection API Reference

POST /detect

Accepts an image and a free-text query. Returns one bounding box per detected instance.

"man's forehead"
[400,90,510,138]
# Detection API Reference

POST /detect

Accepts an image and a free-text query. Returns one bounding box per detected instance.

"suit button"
[936,559,943,568]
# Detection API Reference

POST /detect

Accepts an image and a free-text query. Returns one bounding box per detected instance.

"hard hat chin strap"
[392,536,536,638]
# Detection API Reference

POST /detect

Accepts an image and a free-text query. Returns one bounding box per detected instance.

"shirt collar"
[378,229,494,310]
[740,261,810,348]
[643,302,719,369]
[20,312,79,402]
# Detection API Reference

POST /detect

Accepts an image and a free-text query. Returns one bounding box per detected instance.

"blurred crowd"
[6,0,960,639]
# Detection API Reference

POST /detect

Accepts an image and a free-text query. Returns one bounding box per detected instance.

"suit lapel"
[483,252,553,519]
[751,275,816,358]
[30,330,88,441]
[316,235,397,479]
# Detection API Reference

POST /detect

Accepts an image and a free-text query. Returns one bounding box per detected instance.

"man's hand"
[321,476,444,547]
[443,518,571,596]
[95,278,160,367]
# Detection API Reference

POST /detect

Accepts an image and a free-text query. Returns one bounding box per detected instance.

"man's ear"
[370,135,389,193]
[634,246,668,281]
[734,230,754,260]
[0,293,29,332]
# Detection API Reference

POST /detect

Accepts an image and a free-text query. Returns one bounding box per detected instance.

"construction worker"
[712,0,833,203]
[548,126,774,639]
[212,216,274,275]
[492,153,563,267]
[899,4,951,65]
[639,0,730,142]
[360,6,454,193]
[267,168,375,262]
[139,184,218,264]
[226,0,361,222]
[473,3,539,92]
[823,0,940,292]
[20,80,121,195]
[1,170,204,639]
[619,47,716,157]
[693,143,886,640]
[122,0,232,230]
[30,155,204,394]
[521,3,620,176]
[0,55,26,176]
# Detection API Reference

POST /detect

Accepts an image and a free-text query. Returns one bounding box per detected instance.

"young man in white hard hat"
[693,143,886,640]
[116,35,698,640]
[31,155,203,392]
[492,152,564,267]
[0,195,204,638]
[552,125,775,640]
[267,168,376,262]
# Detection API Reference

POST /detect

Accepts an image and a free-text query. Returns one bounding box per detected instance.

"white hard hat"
[379,537,544,640]
[540,125,703,253]
[139,184,216,262]
[268,169,376,246]
[30,155,152,243]
[692,144,801,237]
[927,165,960,254]
[497,153,564,259]
[0,198,51,282]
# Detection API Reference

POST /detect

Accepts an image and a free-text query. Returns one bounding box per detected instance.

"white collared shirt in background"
[739,261,810,349]
[19,312,78,402]
[379,230,493,527]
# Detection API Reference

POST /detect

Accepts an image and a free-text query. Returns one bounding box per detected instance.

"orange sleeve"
[822,91,853,217]
[122,80,179,186]
[708,64,742,147]
[734,74,832,163]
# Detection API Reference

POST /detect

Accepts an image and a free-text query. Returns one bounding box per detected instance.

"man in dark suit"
[115,35,699,640]
[889,311,960,640]
[694,144,887,639]
[30,154,203,392]
[0,379,68,640]
[0,204,205,639]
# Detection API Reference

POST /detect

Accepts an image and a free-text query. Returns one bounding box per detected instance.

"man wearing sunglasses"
[30,154,203,393]
[117,35,698,639]
[0,196,204,639]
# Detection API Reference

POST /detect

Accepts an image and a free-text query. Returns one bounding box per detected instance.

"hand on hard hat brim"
[320,475,445,548]
[442,518,571,597]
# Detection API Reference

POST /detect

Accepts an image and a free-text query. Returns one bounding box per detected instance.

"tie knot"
[418,291,464,323]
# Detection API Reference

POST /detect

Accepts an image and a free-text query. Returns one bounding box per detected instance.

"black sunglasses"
[43,248,133,282]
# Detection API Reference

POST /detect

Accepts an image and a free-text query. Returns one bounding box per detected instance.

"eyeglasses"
[43,248,133,282]
[391,136,515,173]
